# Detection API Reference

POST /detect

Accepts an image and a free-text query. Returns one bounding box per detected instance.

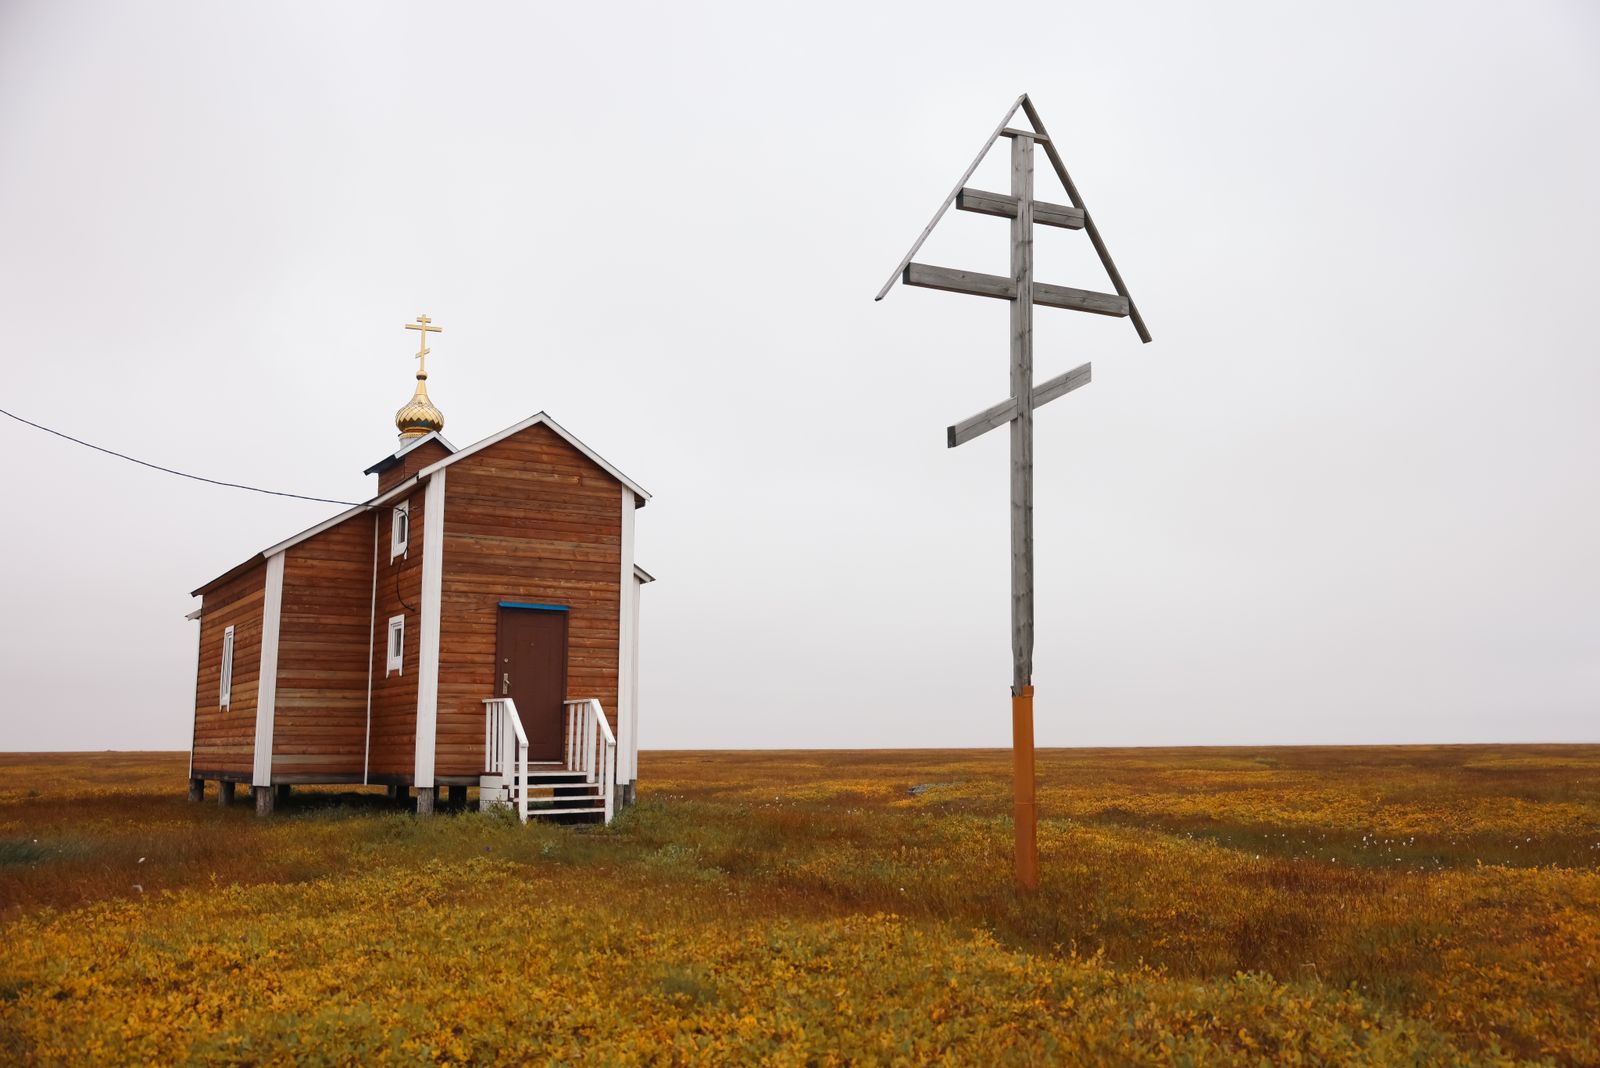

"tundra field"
[1,747,1598,1066]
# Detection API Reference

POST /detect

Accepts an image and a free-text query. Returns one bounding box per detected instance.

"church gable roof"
[190,412,647,599]
[419,412,650,502]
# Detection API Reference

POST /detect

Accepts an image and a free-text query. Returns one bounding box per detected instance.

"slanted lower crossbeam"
[947,363,1090,448]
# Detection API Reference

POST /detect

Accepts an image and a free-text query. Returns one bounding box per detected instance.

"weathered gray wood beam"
[1019,96,1152,343]
[1000,126,1050,143]
[947,363,1091,445]
[1035,282,1129,317]
[955,188,1085,229]
[903,262,1013,300]
[873,94,1029,301]
[1009,131,1034,697]
[1031,361,1093,408]
[948,396,1019,448]
[902,263,1129,317]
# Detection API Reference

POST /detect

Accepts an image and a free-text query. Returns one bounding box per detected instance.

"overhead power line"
[0,405,369,507]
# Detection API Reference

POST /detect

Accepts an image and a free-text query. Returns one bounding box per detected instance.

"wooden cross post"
[1006,128,1041,888]
[876,95,1150,890]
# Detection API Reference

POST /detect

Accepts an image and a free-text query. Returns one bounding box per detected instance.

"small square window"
[219,626,235,709]
[387,615,404,676]
[391,501,410,561]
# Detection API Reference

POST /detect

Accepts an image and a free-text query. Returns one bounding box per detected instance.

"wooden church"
[185,317,651,822]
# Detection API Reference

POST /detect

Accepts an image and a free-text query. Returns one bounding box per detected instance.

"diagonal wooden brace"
[947,362,1091,448]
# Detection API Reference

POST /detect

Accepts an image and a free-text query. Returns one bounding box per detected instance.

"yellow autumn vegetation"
[1,745,1597,1065]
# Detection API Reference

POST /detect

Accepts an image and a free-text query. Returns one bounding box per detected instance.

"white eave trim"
[416,411,651,500]
[185,606,203,621]
[401,429,456,455]
[362,430,458,475]
[259,476,423,560]
[633,564,656,584]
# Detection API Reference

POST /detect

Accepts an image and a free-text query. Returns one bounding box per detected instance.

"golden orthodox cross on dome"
[405,314,442,375]
[394,313,446,441]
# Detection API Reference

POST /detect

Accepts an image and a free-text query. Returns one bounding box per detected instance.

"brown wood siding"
[192,560,267,777]
[368,488,426,780]
[378,439,452,496]
[271,512,377,781]
[435,424,622,779]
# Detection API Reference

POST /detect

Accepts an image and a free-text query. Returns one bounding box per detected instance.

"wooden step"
[489,772,592,788]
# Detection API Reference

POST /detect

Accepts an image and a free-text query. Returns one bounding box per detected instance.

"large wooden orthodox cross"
[877,94,1150,889]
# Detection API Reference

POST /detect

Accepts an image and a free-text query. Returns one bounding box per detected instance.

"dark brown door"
[496,607,568,762]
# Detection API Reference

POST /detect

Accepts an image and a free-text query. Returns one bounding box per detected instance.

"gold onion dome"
[396,314,445,442]
[395,378,444,441]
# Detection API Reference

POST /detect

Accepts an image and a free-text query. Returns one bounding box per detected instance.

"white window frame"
[391,500,410,561]
[387,615,405,676]
[219,625,235,709]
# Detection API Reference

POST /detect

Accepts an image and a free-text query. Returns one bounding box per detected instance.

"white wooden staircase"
[480,697,617,823]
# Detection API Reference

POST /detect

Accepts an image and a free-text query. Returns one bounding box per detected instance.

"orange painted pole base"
[1012,684,1038,890]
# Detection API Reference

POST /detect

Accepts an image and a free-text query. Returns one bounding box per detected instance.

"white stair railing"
[563,698,617,823]
[483,697,616,824]
[482,697,529,823]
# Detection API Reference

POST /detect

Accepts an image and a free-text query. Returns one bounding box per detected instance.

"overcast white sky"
[2,1,1596,752]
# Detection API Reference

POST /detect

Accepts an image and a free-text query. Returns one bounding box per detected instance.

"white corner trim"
[252,552,286,787]
[413,470,446,789]
[617,486,637,785]
[364,512,378,786]
[629,566,644,789]
[188,613,203,779]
